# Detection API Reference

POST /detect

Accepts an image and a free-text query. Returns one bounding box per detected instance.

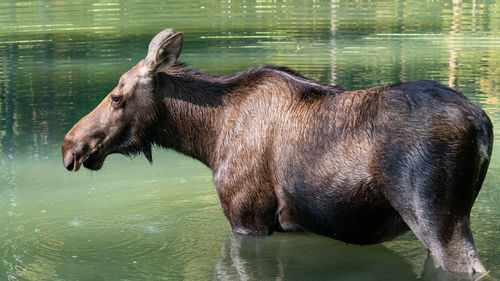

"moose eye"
[111,95,121,104]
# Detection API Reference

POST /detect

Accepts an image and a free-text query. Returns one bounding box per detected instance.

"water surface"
[1,1,499,280]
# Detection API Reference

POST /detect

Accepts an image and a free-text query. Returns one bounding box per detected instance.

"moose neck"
[154,63,231,168]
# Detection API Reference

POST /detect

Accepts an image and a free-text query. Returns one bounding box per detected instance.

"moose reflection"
[215,233,418,281]
[215,234,495,281]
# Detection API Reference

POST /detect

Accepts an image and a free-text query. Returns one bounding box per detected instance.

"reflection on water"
[1,0,499,280]
[215,233,495,281]
[215,233,418,281]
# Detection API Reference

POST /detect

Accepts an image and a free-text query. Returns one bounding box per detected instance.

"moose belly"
[276,192,409,245]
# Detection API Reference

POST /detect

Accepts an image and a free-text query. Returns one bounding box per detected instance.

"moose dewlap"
[62,28,493,276]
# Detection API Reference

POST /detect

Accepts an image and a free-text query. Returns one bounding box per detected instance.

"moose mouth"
[64,150,106,172]
[82,152,104,171]
[63,143,152,172]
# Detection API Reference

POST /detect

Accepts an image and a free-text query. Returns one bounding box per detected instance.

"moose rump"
[62,28,493,277]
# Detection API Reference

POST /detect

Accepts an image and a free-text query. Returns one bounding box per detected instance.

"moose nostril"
[62,136,83,171]
[65,159,75,171]
[63,151,78,171]
[63,153,75,171]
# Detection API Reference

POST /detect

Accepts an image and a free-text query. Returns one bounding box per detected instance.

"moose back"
[62,29,493,276]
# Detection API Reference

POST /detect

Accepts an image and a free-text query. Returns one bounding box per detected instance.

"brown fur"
[62,29,493,277]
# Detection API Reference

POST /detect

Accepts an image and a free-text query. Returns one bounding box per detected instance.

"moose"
[62,28,493,277]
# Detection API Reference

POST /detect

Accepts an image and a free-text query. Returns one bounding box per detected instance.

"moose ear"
[142,29,184,75]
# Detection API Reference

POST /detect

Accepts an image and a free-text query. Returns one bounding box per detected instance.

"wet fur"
[63,32,493,275]
[143,62,493,275]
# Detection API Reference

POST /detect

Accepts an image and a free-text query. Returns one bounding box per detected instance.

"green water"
[1,0,499,280]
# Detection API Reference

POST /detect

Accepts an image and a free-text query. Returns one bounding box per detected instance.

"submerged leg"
[387,167,486,275]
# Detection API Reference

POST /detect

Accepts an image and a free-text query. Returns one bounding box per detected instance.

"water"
[1,0,499,280]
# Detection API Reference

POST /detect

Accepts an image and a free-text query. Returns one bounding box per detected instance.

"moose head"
[62,29,184,171]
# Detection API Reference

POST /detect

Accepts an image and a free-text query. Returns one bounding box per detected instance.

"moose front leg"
[214,175,278,236]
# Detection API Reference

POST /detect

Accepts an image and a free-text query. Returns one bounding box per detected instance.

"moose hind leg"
[394,192,485,275]
[431,219,485,274]
[391,171,486,275]
[384,145,488,275]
